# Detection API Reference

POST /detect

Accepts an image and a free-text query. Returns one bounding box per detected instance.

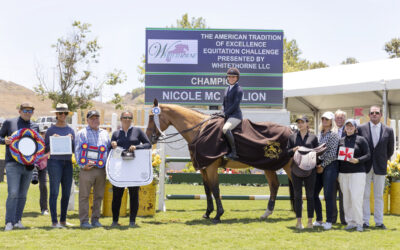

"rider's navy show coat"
[222,83,243,120]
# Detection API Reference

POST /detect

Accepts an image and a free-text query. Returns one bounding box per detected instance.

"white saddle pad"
[106,148,153,187]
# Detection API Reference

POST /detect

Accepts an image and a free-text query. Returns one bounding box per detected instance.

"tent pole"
[382,81,388,125]
[314,111,319,134]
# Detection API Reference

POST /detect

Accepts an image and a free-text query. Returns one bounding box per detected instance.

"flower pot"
[102,180,128,217]
[369,183,389,214]
[390,181,400,215]
[137,180,157,216]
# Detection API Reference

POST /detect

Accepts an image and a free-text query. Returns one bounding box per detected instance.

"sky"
[1,0,399,101]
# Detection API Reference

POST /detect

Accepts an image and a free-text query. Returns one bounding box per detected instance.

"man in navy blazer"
[222,67,243,160]
[357,105,394,229]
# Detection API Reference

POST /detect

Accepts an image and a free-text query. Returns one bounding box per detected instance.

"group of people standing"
[220,67,393,232]
[288,107,394,232]
[0,102,151,231]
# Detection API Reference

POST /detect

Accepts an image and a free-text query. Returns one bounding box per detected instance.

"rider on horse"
[222,67,243,160]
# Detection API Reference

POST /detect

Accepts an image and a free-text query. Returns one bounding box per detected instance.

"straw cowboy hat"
[51,103,71,114]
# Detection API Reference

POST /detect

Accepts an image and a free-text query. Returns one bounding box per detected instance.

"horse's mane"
[159,104,209,117]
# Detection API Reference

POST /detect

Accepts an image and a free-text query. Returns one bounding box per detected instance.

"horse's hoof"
[212,219,221,224]
[202,214,210,219]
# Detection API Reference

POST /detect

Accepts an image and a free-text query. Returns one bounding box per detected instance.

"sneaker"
[363,223,369,229]
[323,222,332,230]
[356,225,364,232]
[295,223,304,229]
[313,221,323,227]
[14,221,25,229]
[60,221,74,227]
[345,224,356,230]
[375,224,386,229]
[129,221,137,228]
[80,222,93,229]
[41,210,49,215]
[92,221,103,227]
[111,221,120,227]
[4,223,13,231]
[306,223,313,229]
[52,223,64,229]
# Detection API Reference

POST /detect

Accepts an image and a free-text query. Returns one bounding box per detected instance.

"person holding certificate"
[44,103,75,228]
[338,119,370,232]
[110,111,151,227]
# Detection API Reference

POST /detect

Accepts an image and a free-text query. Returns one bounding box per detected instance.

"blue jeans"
[47,159,73,223]
[314,161,338,223]
[5,162,33,224]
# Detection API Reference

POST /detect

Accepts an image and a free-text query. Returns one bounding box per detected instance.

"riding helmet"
[226,67,240,80]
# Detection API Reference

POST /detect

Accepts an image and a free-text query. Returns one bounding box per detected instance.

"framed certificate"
[50,136,72,155]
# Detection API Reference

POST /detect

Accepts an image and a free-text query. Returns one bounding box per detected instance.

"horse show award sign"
[9,128,45,165]
[79,143,107,168]
[106,149,153,187]
[145,28,283,106]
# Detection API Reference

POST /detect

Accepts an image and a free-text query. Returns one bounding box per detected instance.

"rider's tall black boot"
[225,129,239,160]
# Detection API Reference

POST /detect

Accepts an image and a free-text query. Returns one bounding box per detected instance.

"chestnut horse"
[146,99,293,223]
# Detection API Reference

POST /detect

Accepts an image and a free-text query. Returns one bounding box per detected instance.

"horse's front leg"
[261,170,279,219]
[200,169,214,219]
[206,163,224,223]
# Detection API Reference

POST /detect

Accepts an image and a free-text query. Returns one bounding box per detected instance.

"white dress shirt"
[369,121,381,147]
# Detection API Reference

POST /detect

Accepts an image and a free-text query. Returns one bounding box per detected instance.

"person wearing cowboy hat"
[0,102,39,231]
[44,103,75,228]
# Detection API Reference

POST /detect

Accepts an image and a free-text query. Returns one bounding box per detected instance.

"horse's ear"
[153,98,158,107]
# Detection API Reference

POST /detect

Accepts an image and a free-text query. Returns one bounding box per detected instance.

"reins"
[156,115,217,144]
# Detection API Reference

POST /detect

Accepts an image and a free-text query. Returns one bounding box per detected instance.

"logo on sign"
[147,39,198,64]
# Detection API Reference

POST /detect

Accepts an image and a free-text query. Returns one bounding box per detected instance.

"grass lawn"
[0,145,4,160]
[0,182,399,249]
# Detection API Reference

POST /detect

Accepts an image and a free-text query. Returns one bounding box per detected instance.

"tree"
[341,57,359,65]
[35,21,126,111]
[283,38,328,72]
[137,14,207,84]
[309,61,328,69]
[384,38,400,58]
[173,13,207,29]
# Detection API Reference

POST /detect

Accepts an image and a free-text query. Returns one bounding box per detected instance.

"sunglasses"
[370,111,380,115]
[122,117,133,120]
[57,112,69,115]
[22,109,33,114]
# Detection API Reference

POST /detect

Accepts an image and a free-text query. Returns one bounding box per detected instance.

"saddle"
[189,117,292,170]
[292,143,327,177]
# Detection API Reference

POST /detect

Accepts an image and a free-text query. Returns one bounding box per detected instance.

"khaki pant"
[79,168,106,224]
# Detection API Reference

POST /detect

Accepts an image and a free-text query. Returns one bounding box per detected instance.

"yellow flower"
[71,154,77,164]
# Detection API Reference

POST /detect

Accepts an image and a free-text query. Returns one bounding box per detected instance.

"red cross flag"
[338,146,354,161]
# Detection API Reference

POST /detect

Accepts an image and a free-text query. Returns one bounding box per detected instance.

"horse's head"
[146,99,171,144]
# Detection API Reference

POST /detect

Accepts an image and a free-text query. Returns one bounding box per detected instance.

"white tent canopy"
[283,58,400,120]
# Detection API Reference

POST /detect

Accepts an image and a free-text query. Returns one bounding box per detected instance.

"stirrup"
[225,152,239,160]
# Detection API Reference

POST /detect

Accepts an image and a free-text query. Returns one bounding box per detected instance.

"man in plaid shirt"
[75,110,110,228]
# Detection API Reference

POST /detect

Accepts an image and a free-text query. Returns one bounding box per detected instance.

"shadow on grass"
[31,224,141,231]
[23,211,42,218]
[185,216,294,226]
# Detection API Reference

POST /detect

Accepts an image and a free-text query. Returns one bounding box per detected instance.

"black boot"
[225,129,239,160]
